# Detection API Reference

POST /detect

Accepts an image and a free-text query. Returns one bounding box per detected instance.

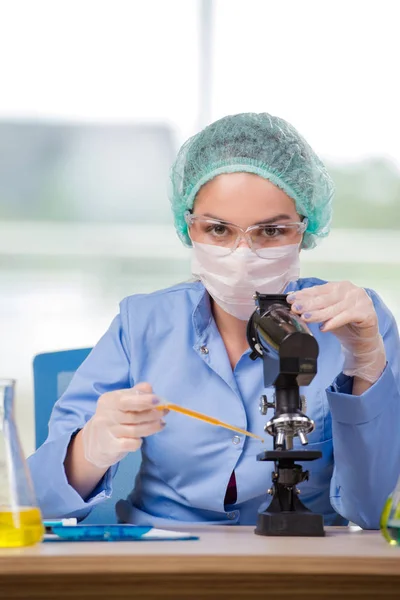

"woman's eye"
[262,226,281,237]
[207,224,228,236]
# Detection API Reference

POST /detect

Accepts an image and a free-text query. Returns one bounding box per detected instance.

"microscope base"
[255,449,325,537]
[255,510,325,537]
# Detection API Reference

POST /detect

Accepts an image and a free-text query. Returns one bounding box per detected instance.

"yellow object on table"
[380,475,400,546]
[0,379,44,548]
[0,507,44,548]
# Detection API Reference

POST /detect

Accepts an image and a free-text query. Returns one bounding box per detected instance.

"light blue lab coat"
[28,278,400,528]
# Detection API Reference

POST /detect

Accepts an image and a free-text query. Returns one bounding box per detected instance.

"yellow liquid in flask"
[0,507,44,547]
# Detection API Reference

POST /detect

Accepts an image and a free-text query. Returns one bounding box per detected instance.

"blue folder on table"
[45,524,199,542]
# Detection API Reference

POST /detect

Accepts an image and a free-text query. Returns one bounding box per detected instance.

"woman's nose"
[237,233,251,249]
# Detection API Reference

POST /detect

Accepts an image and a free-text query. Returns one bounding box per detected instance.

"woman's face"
[191,173,302,248]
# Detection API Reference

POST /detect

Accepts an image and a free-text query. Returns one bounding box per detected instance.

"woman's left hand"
[287,281,386,384]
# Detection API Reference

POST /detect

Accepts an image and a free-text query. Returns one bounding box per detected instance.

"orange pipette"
[156,403,264,443]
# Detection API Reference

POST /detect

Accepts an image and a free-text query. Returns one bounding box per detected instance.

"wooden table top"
[0,526,399,599]
[0,525,399,575]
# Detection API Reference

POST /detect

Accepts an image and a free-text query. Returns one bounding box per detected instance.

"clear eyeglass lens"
[187,216,305,256]
[250,224,304,249]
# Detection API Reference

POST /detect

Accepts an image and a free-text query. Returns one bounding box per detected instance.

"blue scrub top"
[28,278,400,529]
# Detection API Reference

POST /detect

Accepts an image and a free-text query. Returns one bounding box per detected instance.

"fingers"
[112,418,166,440]
[117,438,143,453]
[86,382,169,468]
[293,299,349,328]
[132,382,153,394]
[290,294,330,314]
[119,408,169,425]
[287,282,334,304]
[118,392,163,412]
[99,384,161,413]
[288,284,341,314]
[310,310,354,332]
[287,282,379,333]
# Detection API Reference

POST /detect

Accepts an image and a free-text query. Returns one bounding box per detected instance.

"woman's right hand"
[81,382,167,469]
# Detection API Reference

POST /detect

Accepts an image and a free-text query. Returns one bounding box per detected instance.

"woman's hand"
[81,382,168,469]
[287,282,386,384]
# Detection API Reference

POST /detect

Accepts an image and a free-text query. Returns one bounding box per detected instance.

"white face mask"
[191,241,300,321]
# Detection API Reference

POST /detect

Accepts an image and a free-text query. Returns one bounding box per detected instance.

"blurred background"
[0,0,399,455]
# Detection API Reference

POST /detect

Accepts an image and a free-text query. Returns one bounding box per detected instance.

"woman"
[29,112,400,528]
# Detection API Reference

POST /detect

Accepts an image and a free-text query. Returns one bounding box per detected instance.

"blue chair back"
[33,349,141,524]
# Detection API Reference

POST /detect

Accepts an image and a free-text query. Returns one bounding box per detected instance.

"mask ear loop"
[299,216,308,250]
[184,210,194,243]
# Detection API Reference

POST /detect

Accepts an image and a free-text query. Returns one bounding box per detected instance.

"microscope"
[247,292,325,537]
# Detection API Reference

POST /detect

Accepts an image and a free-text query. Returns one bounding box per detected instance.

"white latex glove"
[287,282,386,383]
[82,382,168,469]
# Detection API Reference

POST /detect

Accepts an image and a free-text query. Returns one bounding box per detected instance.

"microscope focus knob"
[259,395,275,415]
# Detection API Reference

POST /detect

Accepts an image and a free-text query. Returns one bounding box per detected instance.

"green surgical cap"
[169,112,334,249]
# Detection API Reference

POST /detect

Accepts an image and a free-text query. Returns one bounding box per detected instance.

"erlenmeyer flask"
[0,379,44,547]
